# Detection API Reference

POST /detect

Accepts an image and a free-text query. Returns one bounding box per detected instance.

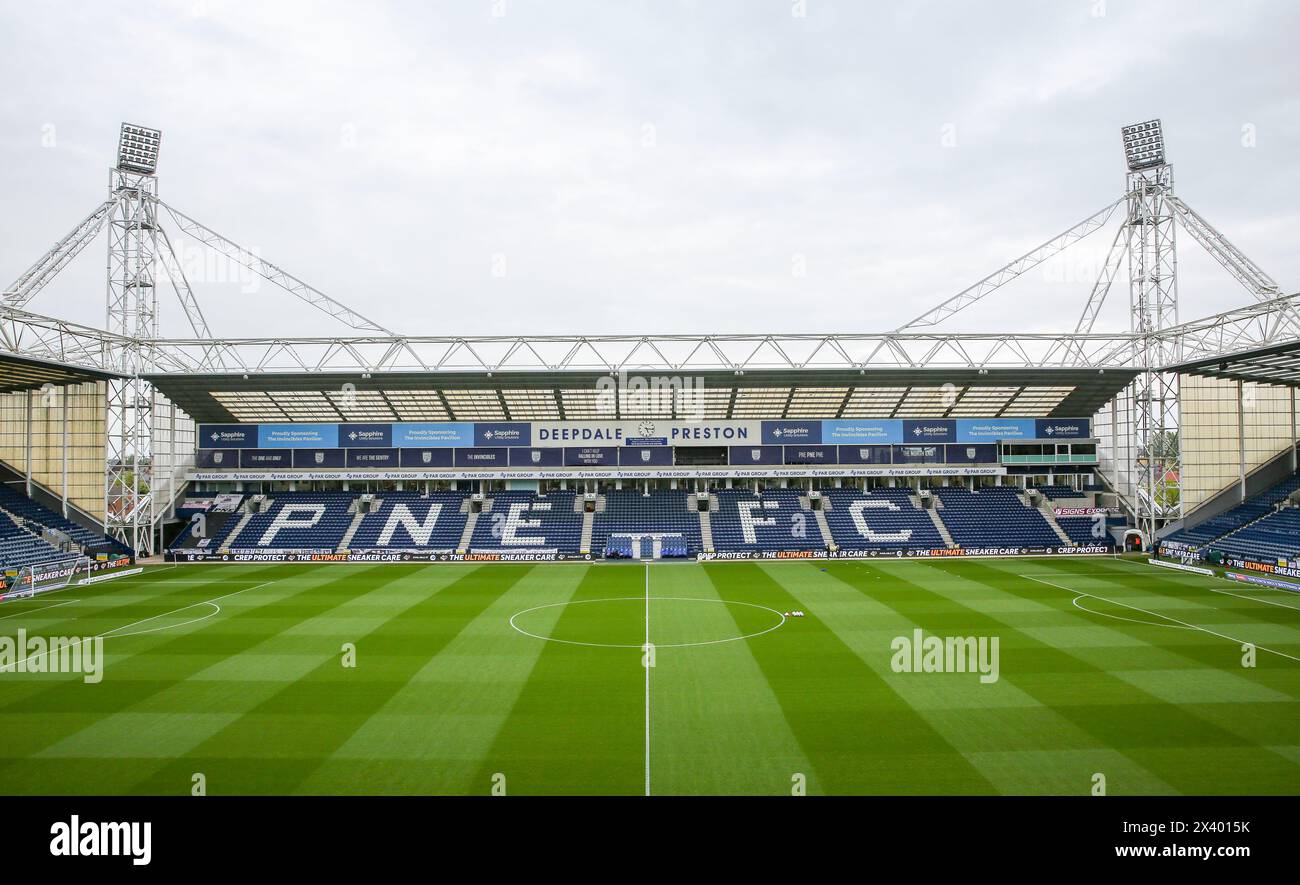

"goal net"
[0,556,89,602]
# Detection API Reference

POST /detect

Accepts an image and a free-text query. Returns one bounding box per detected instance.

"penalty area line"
[1021,573,1300,664]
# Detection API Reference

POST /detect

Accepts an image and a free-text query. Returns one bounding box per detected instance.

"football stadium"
[1,116,1297,809]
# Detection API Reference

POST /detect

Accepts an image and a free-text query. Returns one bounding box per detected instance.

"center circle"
[508,597,786,649]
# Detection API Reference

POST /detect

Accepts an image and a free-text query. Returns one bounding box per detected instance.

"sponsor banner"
[618,446,674,467]
[946,444,998,465]
[565,446,618,467]
[398,448,454,468]
[475,422,531,447]
[195,449,239,469]
[836,445,892,465]
[166,550,591,564]
[240,449,291,469]
[393,422,474,448]
[762,420,820,445]
[955,419,1035,442]
[346,448,399,469]
[200,418,1094,451]
[508,447,563,467]
[187,465,1009,482]
[340,423,392,447]
[822,420,902,445]
[1226,571,1300,594]
[1034,418,1091,439]
[199,424,256,449]
[1054,507,1110,517]
[902,420,955,443]
[293,448,345,469]
[729,445,784,465]
[258,424,338,448]
[1147,557,1215,577]
[696,545,1111,562]
[784,445,836,464]
[454,447,508,468]
[1222,557,1300,580]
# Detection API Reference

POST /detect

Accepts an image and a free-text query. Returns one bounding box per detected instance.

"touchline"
[50,816,151,866]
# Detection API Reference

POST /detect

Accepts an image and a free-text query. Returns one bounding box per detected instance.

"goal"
[0,556,90,602]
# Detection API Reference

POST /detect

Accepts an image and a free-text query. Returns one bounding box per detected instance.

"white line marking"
[1022,574,1300,664]
[0,581,274,673]
[1209,586,1300,611]
[507,597,787,648]
[0,599,80,622]
[644,560,650,798]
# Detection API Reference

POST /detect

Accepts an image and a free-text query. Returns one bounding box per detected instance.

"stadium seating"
[592,490,701,558]
[222,492,357,551]
[468,491,583,554]
[710,489,826,552]
[1207,506,1300,564]
[1054,515,1107,546]
[820,487,943,551]
[349,491,469,551]
[0,485,131,559]
[932,487,1061,548]
[0,511,70,571]
[1029,484,1086,501]
[1161,472,1300,552]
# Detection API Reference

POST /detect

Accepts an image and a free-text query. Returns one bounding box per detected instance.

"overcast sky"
[1,0,1297,342]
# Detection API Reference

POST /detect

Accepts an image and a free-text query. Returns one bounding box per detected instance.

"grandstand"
[0,112,1297,810]
[0,119,1298,576]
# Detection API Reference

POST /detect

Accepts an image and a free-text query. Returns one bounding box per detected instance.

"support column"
[1292,387,1297,473]
[1237,380,1247,502]
[24,389,33,497]
[62,386,70,517]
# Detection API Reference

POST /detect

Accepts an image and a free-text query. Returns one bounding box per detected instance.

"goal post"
[0,556,90,602]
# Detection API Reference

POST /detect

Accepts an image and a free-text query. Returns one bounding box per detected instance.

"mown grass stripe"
[645,564,816,795]
[128,564,529,795]
[477,564,643,796]
[300,563,590,794]
[901,558,1296,794]
[705,562,995,795]
[0,564,402,794]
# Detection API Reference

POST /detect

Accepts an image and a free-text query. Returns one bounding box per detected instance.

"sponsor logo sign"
[822,419,903,445]
[475,422,531,447]
[198,424,256,449]
[340,423,392,447]
[761,420,821,445]
[392,423,474,448]
[1034,418,1091,439]
[257,424,339,448]
[954,418,1035,442]
[902,420,956,443]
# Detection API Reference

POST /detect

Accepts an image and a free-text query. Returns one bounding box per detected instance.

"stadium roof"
[1172,338,1300,388]
[0,350,118,394]
[145,367,1139,424]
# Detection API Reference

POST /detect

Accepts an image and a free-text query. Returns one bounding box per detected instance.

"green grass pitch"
[1,556,1297,795]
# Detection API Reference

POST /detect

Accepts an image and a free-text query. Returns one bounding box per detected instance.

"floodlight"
[117,123,162,174]
[1121,119,1164,171]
